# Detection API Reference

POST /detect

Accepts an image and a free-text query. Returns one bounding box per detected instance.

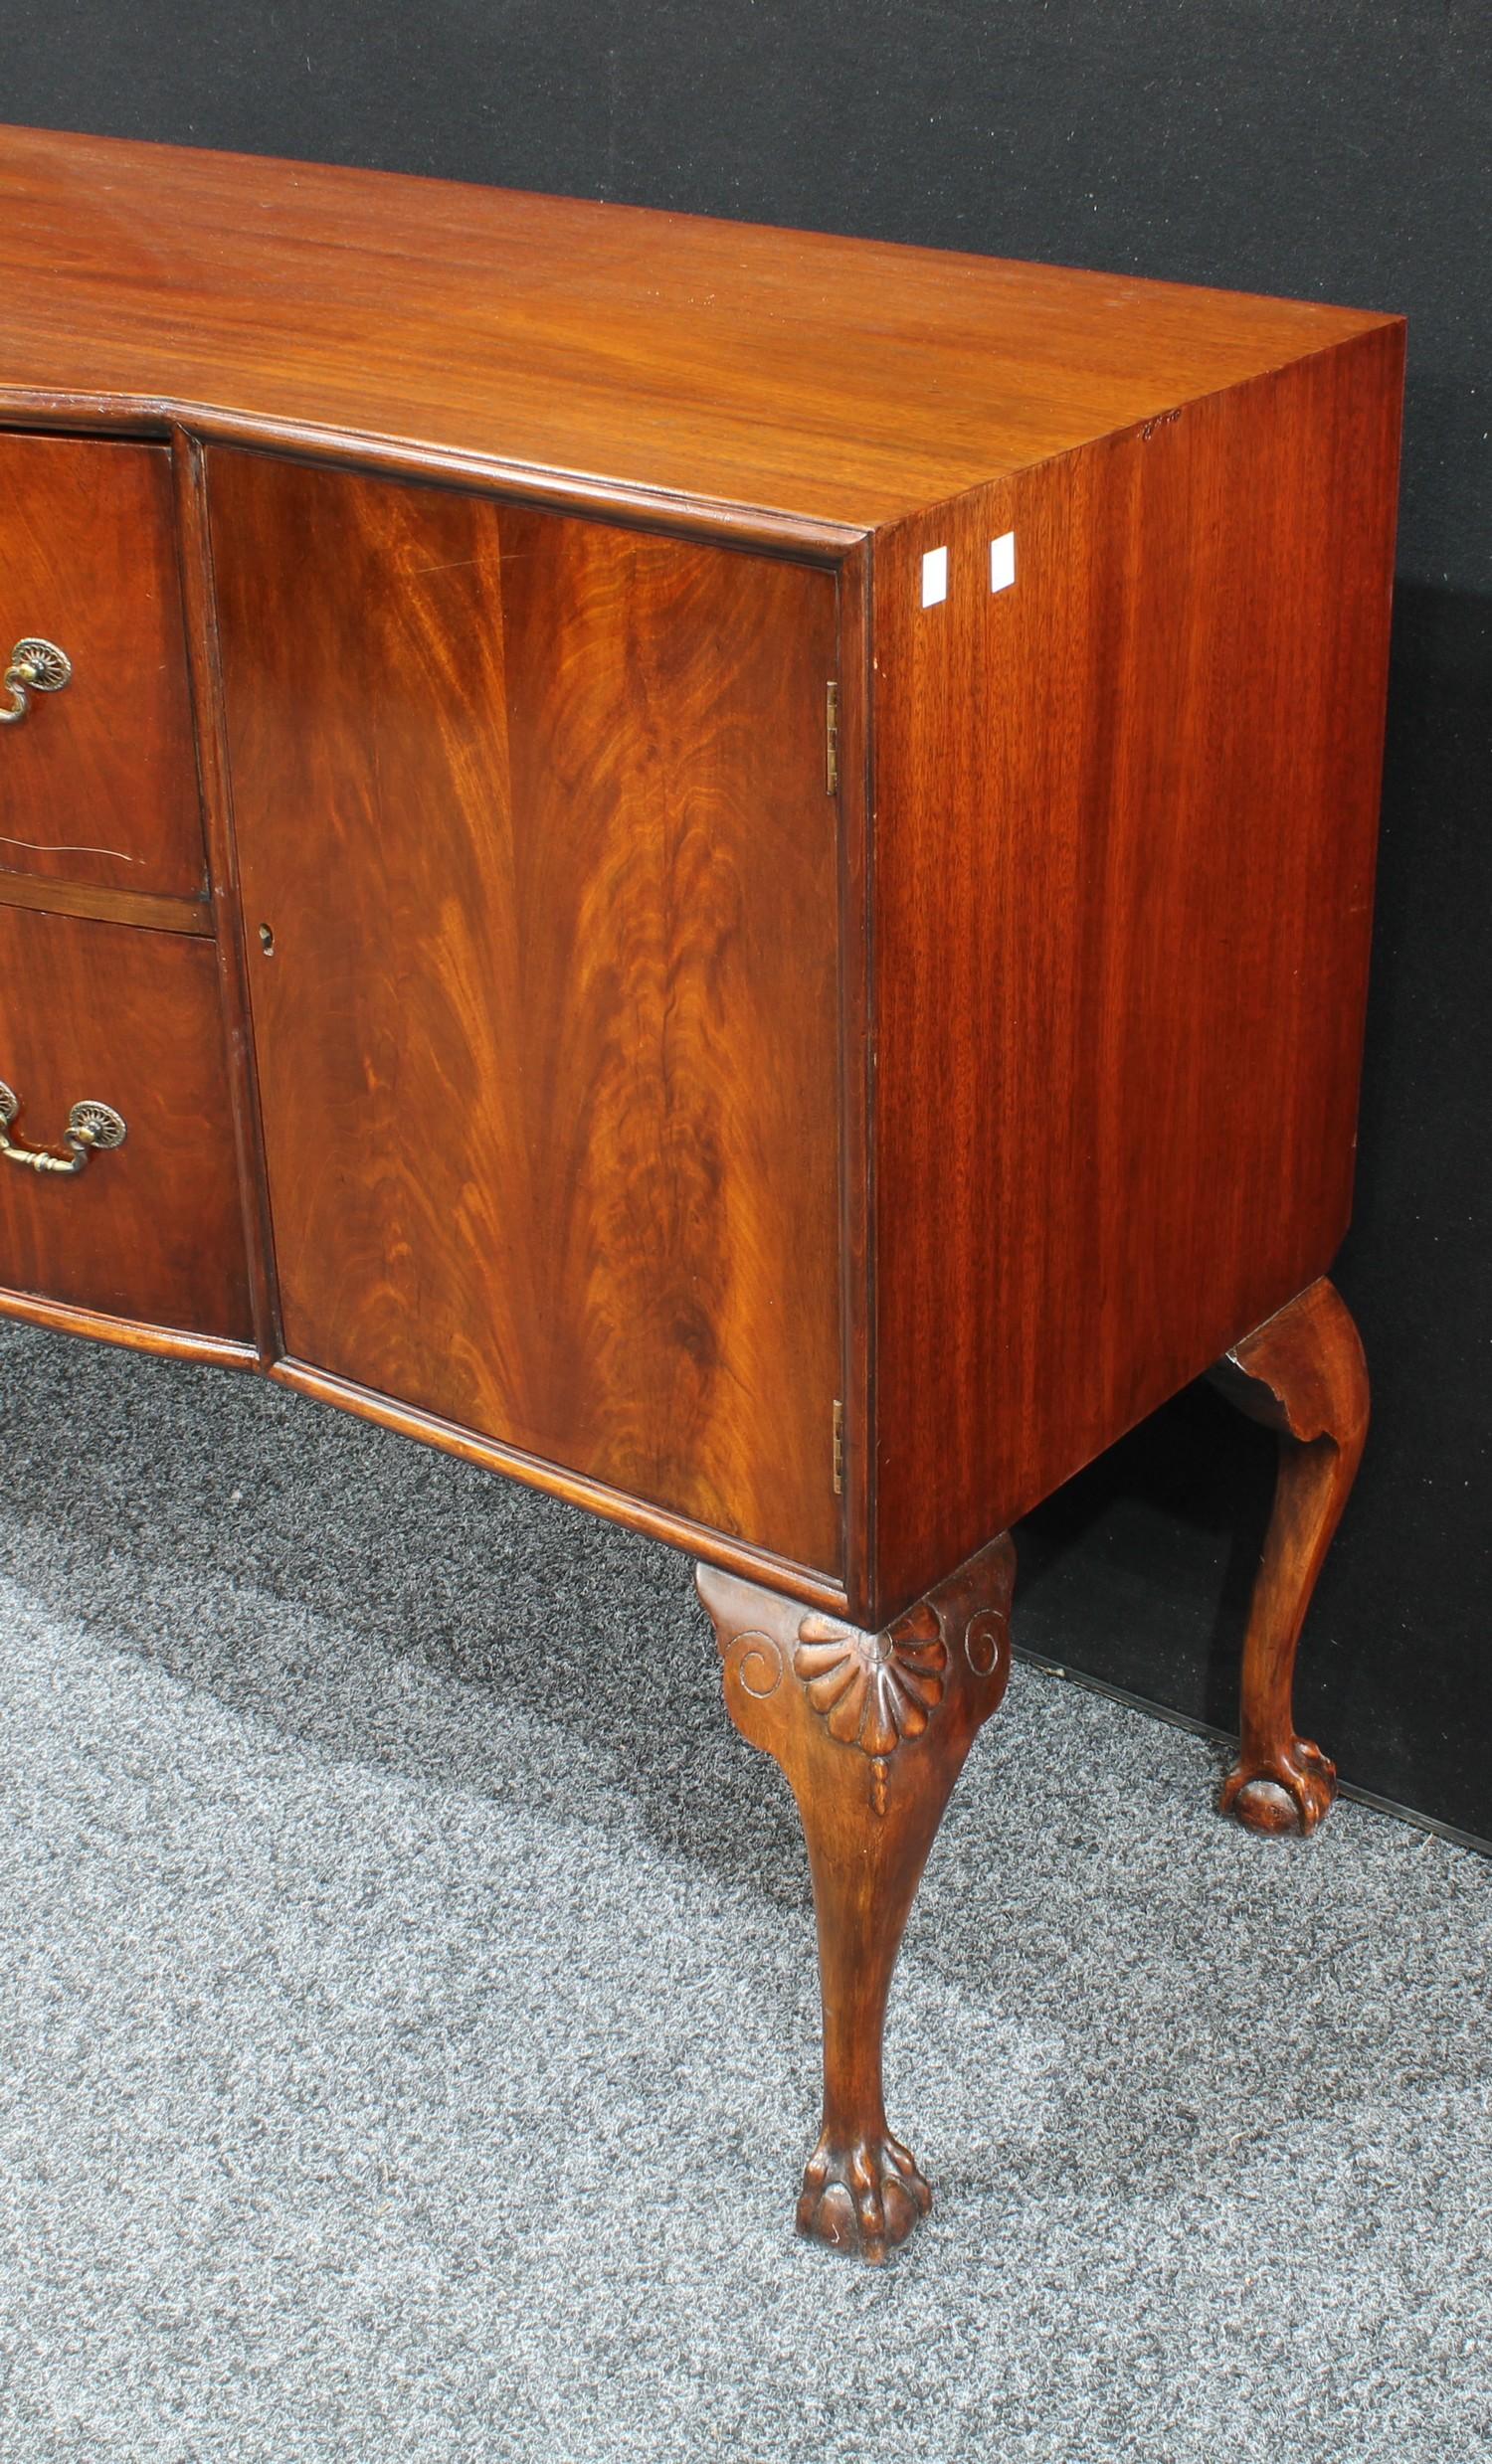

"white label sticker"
[990,532,1016,594]
[921,545,949,608]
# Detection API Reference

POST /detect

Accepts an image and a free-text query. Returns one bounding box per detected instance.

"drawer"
[0,434,206,900]
[0,904,251,1340]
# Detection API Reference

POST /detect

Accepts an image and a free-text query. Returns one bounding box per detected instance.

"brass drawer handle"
[0,1079,127,1175]
[1,636,73,726]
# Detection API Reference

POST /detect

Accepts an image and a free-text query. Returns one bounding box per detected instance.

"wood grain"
[0,432,205,897]
[697,1534,1016,2262]
[867,326,1404,1621]
[0,904,252,1339]
[0,871,210,935]
[834,541,876,1613]
[209,446,843,1573]
[1210,1277,1369,1835]
[0,124,1397,535]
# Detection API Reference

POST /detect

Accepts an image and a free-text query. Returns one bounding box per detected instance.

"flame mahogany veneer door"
[208,447,843,1577]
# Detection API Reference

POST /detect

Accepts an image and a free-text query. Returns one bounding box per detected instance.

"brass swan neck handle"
[0,1080,126,1175]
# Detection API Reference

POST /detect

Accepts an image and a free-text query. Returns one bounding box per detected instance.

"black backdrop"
[7,4,1489,1840]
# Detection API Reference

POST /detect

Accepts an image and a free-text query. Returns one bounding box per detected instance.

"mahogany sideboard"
[0,125,1403,2263]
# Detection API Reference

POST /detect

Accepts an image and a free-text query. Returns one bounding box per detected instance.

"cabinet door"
[209,449,842,1574]
[0,435,206,899]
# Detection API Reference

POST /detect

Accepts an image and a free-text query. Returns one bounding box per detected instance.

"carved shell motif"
[794,1602,948,1759]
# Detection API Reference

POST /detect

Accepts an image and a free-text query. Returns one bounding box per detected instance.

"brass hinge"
[826,681,840,795]
[833,1398,844,1496]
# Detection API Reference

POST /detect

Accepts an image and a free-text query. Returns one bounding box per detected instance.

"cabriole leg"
[1209,1276,1369,1837]
[696,1535,1015,2263]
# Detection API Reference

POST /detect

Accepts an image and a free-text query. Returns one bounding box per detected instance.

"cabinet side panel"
[869,324,1404,1619]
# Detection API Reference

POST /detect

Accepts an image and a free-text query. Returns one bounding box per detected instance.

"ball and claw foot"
[1220,1736,1337,1836]
[797,2127,933,2264]
[1209,1280,1367,1846]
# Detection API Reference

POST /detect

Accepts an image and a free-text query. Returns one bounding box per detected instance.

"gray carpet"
[1,1315,1488,2464]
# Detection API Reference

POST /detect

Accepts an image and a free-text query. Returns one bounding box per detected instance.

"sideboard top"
[0,123,1398,536]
